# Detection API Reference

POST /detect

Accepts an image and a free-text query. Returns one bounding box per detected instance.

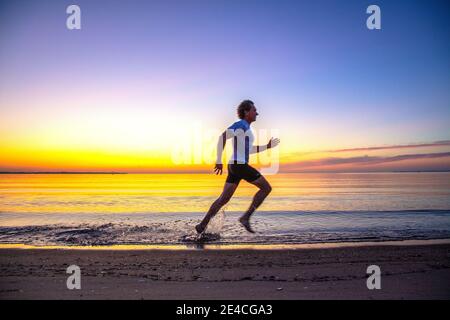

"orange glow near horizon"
[1,141,450,173]
[1,104,450,173]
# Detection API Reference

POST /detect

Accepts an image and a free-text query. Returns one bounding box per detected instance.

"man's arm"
[214,130,232,175]
[251,137,280,154]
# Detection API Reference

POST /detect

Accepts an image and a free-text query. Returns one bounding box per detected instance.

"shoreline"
[1,238,449,251]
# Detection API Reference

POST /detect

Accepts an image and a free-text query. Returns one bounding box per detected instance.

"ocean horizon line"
[1,170,450,174]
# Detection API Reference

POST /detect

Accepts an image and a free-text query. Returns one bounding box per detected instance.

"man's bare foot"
[239,217,255,233]
[195,224,205,234]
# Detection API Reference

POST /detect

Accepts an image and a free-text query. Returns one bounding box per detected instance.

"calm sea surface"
[1,173,449,246]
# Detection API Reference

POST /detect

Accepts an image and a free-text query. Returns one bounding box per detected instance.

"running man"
[195,100,280,234]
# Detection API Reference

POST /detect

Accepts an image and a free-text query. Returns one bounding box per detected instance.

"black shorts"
[226,164,262,184]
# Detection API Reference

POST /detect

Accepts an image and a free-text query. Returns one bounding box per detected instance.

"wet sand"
[1,242,449,299]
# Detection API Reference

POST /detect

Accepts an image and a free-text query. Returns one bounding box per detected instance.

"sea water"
[0,173,449,246]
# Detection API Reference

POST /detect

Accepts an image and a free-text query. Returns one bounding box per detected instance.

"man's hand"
[267,137,280,149]
[214,163,223,175]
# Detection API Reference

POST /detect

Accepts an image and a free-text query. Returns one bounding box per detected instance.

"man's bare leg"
[196,182,238,233]
[239,176,272,233]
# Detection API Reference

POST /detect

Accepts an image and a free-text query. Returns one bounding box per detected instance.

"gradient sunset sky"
[1,0,449,172]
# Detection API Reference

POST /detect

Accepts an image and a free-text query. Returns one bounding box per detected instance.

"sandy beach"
[0,241,449,300]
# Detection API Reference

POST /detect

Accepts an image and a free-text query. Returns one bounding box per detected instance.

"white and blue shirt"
[226,119,254,164]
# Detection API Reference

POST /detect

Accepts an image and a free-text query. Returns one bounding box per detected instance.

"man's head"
[237,100,258,123]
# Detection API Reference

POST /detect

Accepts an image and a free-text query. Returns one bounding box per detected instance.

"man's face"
[247,105,259,122]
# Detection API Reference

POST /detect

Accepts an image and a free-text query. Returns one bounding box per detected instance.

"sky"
[0,0,449,172]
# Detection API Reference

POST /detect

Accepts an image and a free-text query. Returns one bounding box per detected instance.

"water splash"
[1,210,450,246]
[205,207,226,234]
[180,208,226,246]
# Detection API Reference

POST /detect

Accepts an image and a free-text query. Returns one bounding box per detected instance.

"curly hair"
[237,100,254,119]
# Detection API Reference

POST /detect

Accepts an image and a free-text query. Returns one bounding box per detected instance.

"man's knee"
[262,183,272,195]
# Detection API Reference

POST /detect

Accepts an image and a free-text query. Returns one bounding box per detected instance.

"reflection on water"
[0,173,449,246]
[1,239,450,251]
[1,173,449,215]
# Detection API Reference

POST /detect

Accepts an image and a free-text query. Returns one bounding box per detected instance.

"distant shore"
[1,242,449,299]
